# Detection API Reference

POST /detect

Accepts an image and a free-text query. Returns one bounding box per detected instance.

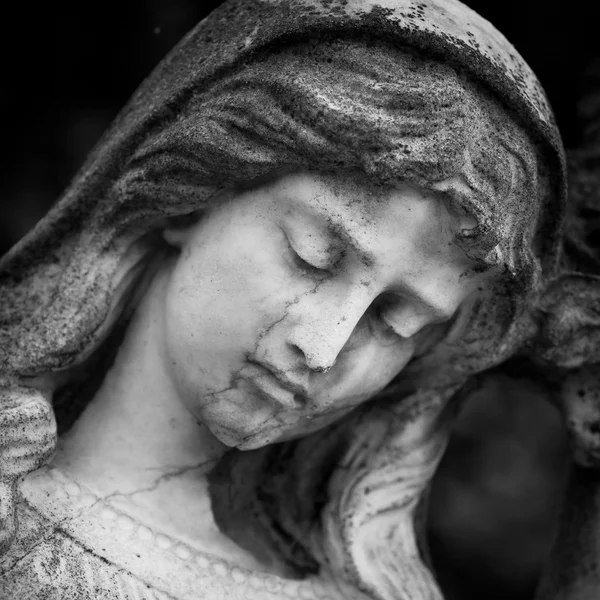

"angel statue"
[0,1,575,599]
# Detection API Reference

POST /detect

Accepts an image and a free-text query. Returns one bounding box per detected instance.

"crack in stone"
[251,278,326,359]
[202,372,246,403]
[255,296,301,350]
[93,462,213,506]
[3,461,216,576]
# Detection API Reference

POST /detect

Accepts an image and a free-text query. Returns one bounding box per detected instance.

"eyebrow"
[326,222,376,269]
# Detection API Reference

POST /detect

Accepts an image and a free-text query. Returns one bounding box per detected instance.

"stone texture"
[0,1,577,600]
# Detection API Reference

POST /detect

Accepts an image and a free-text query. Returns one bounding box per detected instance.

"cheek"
[160,242,264,405]
[167,234,268,342]
[161,220,309,402]
[269,350,409,444]
[164,254,250,364]
[344,336,415,391]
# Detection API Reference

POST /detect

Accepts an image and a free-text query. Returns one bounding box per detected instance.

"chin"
[235,416,352,450]
[206,407,356,451]
[205,419,277,450]
[230,424,308,450]
[236,428,285,451]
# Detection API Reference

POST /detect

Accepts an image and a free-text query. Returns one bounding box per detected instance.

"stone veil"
[0,1,579,600]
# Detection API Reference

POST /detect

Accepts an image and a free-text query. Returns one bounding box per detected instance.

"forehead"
[262,171,473,267]
[271,172,437,224]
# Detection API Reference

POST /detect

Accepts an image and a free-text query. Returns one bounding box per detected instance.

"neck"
[55,262,228,491]
[50,262,261,564]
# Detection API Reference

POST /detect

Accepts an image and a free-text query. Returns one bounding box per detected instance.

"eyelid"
[381,312,421,339]
[374,296,409,338]
[279,226,333,272]
[379,295,450,339]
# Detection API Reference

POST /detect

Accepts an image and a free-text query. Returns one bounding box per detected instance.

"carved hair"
[0,35,558,600]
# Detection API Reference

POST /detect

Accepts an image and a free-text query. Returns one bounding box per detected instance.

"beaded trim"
[20,466,342,600]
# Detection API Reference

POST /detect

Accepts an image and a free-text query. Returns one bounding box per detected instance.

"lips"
[244,361,308,408]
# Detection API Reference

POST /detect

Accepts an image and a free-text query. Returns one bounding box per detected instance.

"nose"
[285,290,372,373]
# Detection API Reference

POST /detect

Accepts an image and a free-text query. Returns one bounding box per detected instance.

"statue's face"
[162,172,486,449]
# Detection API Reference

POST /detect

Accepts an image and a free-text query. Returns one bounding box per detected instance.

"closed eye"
[279,227,332,279]
[290,245,330,277]
[370,295,406,338]
[374,294,442,339]
[381,311,417,339]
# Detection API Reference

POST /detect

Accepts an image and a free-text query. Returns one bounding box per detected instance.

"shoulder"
[1,494,173,600]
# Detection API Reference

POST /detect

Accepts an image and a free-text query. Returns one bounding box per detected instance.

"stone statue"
[0,1,573,599]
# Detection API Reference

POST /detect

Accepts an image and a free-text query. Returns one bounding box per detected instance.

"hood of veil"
[0,0,566,379]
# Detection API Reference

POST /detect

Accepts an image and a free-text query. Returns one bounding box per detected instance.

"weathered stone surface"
[0,1,574,599]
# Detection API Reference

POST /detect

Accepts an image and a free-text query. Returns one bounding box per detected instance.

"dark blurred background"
[0,1,595,599]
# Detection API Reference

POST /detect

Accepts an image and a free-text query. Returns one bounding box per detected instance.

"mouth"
[244,361,308,409]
